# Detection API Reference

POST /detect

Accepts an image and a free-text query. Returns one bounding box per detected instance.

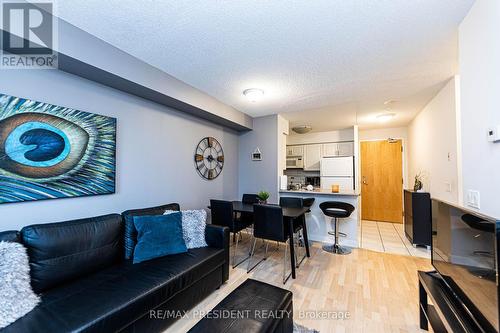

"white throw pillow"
[0,241,40,329]
[164,210,208,249]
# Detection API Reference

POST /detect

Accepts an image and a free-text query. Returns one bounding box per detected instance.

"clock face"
[194,137,224,180]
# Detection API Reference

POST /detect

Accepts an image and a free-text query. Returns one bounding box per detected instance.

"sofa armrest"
[205,224,229,249]
[205,224,229,282]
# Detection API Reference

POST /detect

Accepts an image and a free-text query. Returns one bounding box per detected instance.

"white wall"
[287,128,354,145]
[277,115,289,174]
[238,115,280,202]
[359,127,408,141]
[359,126,409,187]
[408,76,460,204]
[0,69,239,230]
[459,0,500,218]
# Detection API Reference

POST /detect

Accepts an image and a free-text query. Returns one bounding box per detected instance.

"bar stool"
[319,201,355,255]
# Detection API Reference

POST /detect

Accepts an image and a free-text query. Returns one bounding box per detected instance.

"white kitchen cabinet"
[286,145,304,157]
[322,142,354,157]
[337,142,354,156]
[322,143,338,157]
[303,144,322,171]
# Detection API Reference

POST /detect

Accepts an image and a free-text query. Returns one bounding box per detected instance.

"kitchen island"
[279,189,360,248]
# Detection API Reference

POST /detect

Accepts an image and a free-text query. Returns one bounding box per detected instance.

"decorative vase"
[414,178,423,192]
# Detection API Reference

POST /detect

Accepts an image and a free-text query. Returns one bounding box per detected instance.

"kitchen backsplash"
[284,169,320,186]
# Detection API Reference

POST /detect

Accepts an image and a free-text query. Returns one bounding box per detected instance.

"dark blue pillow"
[132,212,187,264]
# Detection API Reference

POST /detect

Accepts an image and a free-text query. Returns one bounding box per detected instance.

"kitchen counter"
[279,189,360,248]
[279,189,360,196]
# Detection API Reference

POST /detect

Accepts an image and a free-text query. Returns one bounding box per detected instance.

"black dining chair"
[303,198,315,213]
[247,204,293,284]
[242,193,260,204]
[279,197,307,267]
[240,193,259,226]
[279,197,304,232]
[210,199,251,268]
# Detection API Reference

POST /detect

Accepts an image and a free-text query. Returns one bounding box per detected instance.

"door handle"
[362,176,368,185]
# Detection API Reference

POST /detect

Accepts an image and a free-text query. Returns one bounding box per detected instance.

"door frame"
[359,138,407,222]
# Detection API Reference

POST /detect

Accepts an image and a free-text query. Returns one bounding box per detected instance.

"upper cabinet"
[338,142,355,156]
[286,145,304,157]
[322,142,354,157]
[303,144,322,171]
[285,141,355,169]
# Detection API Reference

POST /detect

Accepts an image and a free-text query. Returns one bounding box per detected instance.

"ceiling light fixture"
[377,113,396,123]
[243,88,264,102]
[292,125,312,134]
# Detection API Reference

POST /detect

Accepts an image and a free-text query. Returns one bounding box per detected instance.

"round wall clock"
[194,137,224,180]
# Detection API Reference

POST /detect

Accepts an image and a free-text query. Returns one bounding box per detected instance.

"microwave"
[286,157,303,169]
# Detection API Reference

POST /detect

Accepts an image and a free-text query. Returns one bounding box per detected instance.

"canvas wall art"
[0,93,116,204]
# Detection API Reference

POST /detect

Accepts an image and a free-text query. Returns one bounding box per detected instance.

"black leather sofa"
[0,203,229,333]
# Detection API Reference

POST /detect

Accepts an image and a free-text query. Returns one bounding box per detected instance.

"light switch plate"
[445,182,452,193]
[467,190,480,209]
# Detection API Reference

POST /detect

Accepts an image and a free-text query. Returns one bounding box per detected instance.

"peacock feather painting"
[0,93,116,204]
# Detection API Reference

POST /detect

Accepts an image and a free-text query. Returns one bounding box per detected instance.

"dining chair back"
[249,204,292,283]
[242,193,260,204]
[279,197,304,208]
[210,200,234,230]
[253,204,287,242]
[210,199,250,268]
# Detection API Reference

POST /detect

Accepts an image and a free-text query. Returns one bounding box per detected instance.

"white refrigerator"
[320,156,354,191]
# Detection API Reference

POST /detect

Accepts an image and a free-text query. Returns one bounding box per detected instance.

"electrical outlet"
[467,190,480,209]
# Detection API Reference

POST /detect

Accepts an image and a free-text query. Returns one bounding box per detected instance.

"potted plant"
[257,191,270,204]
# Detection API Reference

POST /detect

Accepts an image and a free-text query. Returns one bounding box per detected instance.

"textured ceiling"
[55,0,474,130]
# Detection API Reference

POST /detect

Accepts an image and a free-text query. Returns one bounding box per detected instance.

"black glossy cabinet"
[404,190,431,247]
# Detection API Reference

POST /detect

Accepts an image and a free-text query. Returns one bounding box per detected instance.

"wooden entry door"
[361,140,403,223]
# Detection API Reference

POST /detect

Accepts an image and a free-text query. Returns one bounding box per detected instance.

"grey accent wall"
[0,69,239,230]
[238,115,279,202]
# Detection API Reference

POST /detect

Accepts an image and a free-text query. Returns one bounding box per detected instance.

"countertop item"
[279,189,360,196]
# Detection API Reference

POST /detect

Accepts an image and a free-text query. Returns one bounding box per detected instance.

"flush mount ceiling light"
[243,88,264,102]
[377,113,396,123]
[292,125,312,134]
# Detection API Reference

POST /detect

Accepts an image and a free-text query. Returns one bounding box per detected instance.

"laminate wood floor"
[166,237,433,333]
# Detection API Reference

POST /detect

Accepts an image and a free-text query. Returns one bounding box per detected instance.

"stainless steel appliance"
[305,176,320,187]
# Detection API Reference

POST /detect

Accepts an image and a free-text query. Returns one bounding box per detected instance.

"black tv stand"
[419,271,484,333]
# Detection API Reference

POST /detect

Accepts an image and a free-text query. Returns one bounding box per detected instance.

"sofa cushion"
[1,246,225,333]
[133,213,187,264]
[121,203,180,260]
[164,209,209,249]
[20,214,123,293]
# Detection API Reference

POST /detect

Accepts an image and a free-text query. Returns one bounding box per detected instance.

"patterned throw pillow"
[164,209,208,249]
[0,241,40,328]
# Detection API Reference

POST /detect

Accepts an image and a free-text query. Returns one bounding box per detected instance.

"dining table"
[210,201,311,279]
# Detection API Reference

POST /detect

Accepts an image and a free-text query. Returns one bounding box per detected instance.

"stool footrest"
[327,231,346,237]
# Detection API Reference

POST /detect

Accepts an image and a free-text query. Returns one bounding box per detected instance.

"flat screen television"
[432,198,500,332]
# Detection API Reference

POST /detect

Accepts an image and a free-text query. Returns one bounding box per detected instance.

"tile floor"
[360,220,431,259]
